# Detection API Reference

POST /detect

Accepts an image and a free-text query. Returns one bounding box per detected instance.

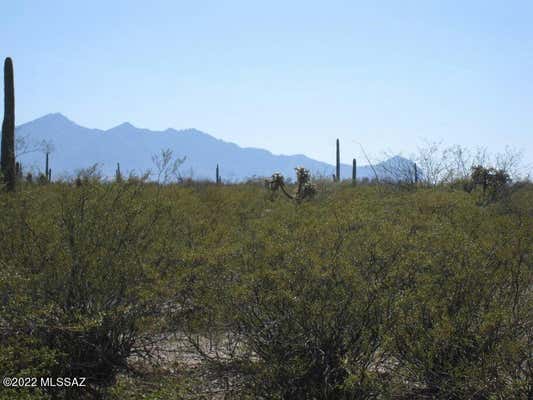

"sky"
[2,0,532,170]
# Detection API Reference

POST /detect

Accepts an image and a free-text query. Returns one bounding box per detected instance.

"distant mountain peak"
[21,113,82,132]
[34,112,75,124]
[108,122,136,131]
[381,155,414,166]
[44,112,67,119]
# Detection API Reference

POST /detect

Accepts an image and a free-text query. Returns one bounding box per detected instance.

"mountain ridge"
[15,113,403,182]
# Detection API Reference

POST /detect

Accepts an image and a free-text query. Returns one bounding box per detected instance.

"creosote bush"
[0,180,175,399]
[0,179,531,399]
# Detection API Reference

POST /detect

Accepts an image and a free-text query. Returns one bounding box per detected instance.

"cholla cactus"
[265,167,316,202]
[294,167,316,201]
[265,172,284,191]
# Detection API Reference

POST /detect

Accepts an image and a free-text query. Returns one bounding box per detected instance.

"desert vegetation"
[1,57,532,400]
[1,170,532,399]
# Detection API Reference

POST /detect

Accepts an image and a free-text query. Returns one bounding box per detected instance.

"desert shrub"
[470,165,511,204]
[0,181,174,398]
[386,191,532,399]
[1,181,531,399]
[173,190,408,398]
[165,184,533,399]
[0,260,58,400]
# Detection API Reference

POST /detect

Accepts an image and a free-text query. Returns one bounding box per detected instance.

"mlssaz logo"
[40,377,87,387]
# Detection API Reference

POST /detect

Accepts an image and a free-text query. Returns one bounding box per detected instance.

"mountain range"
[15,113,405,182]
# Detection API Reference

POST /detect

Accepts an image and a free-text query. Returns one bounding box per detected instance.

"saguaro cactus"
[414,163,418,184]
[335,138,340,182]
[1,57,15,191]
[15,161,22,180]
[115,162,123,182]
[352,158,357,185]
[43,152,53,182]
[216,164,220,184]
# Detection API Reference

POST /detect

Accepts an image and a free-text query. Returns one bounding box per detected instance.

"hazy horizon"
[3,1,532,169]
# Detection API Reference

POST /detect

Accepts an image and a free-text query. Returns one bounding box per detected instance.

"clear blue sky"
[2,0,532,168]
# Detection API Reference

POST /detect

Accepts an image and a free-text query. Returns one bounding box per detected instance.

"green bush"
[0,181,174,398]
[0,181,531,399]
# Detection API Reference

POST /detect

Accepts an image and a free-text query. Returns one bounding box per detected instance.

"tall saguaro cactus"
[216,164,220,184]
[1,57,15,191]
[45,152,50,181]
[352,158,357,185]
[115,162,123,182]
[335,138,340,182]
